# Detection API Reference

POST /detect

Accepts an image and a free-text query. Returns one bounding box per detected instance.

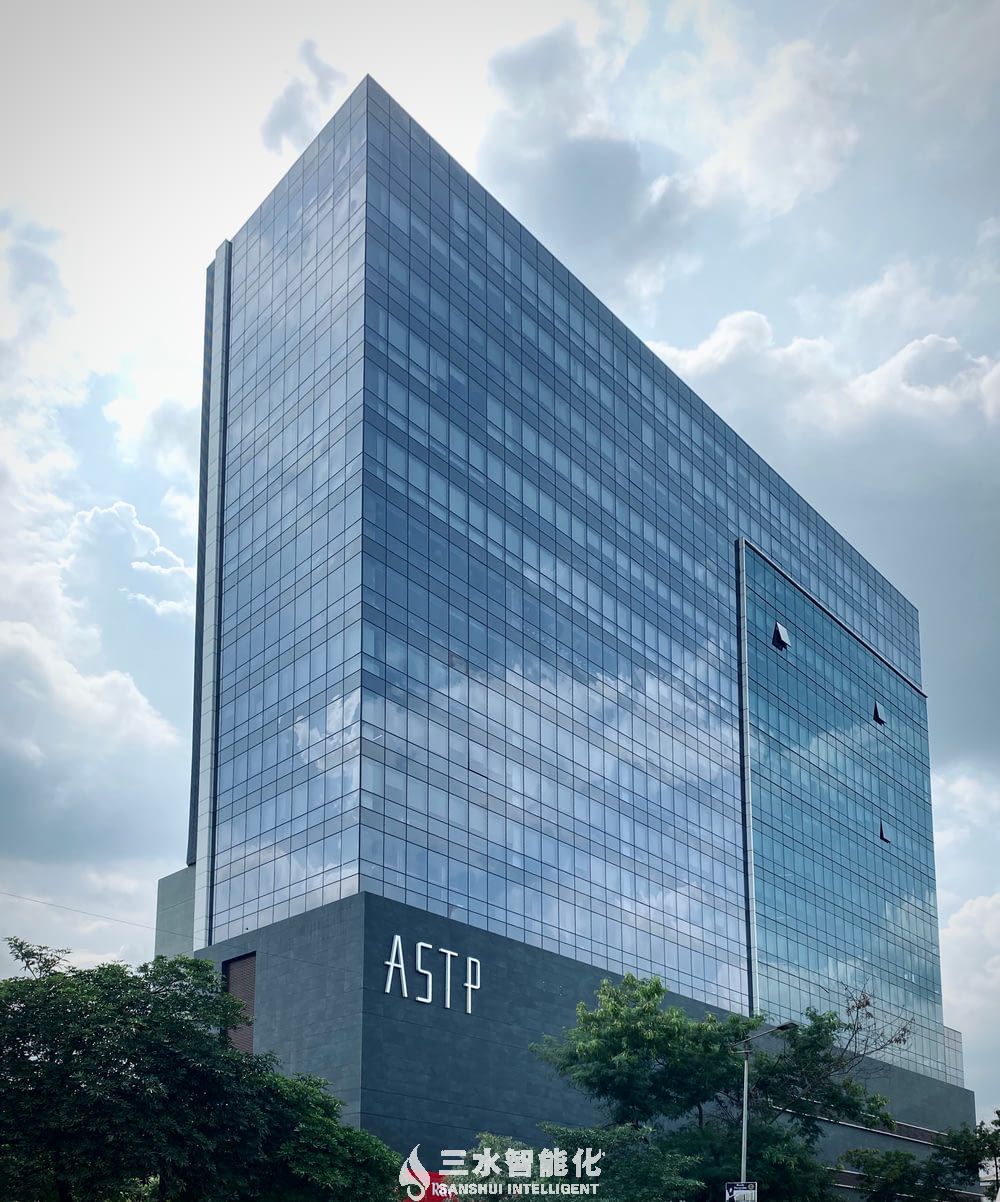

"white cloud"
[653,311,998,430]
[649,6,859,221]
[693,40,859,217]
[262,79,319,155]
[982,361,1000,422]
[940,889,1000,1119]
[794,233,1000,361]
[0,219,72,364]
[101,392,199,484]
[654,308,776,374]
[0,619,175,759]
[124,592,195,620]
[933,766,1000,922]
[160,486,198,537]
[0,856,174,975]
[476,5,866,318]
[69,500,187,565]
[0,616,181,859]
[0,210,192,986]
[859,0,1000,122]
[978,217,1000,246]
[2,216,202,537]
[261,39,345,154]
[0,379,88,662]
[664,0,746,71]
[0,236,190,867]
[64,501,196,622]
[0,221,125,416]
[841,260,972,340]
[478,22,697,308]
[933,767,1000,844]
[300,37,343,103]
[840,335,995,424]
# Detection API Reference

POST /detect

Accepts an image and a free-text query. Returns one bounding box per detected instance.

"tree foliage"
[954,1112,1000,1201]
[847,1111,1000,1202]
[466,1126,703,1202]
[0,939,398,1202]
[530,973,911,1202]
[668,1118,833,1202]
[739,999,897,1143]
[542,1124,704,1202]
[534,974,758,1126]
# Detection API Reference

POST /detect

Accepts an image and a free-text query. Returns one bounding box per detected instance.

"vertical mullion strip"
[193,239,232,949]
[735,536,760,1014]
[186,263,216,868]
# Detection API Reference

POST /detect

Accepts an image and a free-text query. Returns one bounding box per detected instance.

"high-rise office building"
[155,76,974,1171]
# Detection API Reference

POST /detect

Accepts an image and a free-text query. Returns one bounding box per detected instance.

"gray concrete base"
[186,890,976,1164]
[154,865,195,959]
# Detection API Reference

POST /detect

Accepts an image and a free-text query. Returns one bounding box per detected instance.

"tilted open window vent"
[873,701,887,725]
[772,622,791,650]
[879,819,892,844]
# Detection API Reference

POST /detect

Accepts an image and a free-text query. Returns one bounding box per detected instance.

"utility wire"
[0,887,370,979]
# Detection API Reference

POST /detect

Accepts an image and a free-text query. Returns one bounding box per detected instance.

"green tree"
[238,1072,400,1202]
[533,974,909,1202]
[846,1148,928,1202]
[0,938,398,1202]
[939,1112,1000,1201]
[542,1124,703,1202]
[847,1112,1000,1202]
[742,995,898,1142]
[534,974,758,1126]
[668,1119,833,1202]
[466,1126,702,1202]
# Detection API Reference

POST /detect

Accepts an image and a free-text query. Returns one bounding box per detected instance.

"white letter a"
[384,934,408,997]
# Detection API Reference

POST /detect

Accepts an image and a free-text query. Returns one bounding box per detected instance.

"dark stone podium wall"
[199,893,368,1123]
[197,891,976,1162]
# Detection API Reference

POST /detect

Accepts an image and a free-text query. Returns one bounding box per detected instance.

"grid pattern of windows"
[744,545,945,1079]
[209,85,368,943]
[351,77,926,1019]
[199,77,949,1075]
[943,1026,965,1088]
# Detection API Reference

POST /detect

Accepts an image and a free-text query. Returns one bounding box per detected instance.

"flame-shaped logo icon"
[399,1144,431,1201]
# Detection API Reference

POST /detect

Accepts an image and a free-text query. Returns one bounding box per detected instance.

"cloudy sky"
[1,0,997,1118]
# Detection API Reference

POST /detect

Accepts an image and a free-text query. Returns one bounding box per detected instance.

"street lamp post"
[732,1022,798,1183]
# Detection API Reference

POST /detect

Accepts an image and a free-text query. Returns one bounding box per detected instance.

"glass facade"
[944,1026,965,1088]
[742,542,945,1079]
[197,77,952,1081]
[207,84,369,944]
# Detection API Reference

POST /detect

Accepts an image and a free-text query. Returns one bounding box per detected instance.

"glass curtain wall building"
[183,75,959,1092]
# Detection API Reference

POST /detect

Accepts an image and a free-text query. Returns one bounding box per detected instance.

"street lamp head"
[733,1019,799,1047]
